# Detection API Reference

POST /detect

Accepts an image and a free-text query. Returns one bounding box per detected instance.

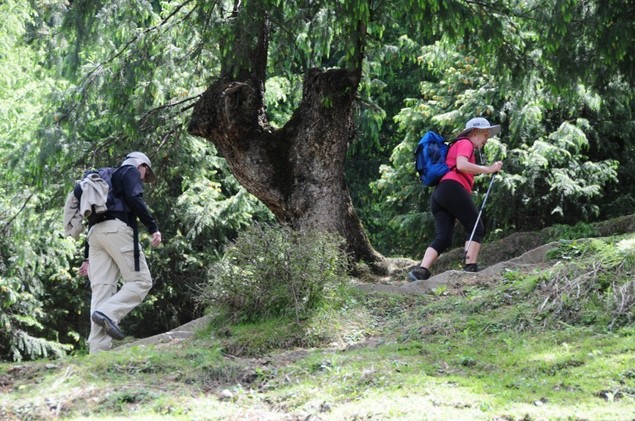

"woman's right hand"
[488,161,503,174]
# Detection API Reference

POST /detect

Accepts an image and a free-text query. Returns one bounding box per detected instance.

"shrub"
[198,224,349,323]
[537,238,635,328]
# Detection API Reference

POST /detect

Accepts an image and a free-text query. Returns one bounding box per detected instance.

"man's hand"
[78,260,89,277]
[151,231,162,248]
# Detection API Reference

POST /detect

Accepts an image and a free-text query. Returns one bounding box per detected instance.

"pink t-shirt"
[440,138,475,193]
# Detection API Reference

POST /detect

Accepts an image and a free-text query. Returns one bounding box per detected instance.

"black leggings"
[429,180,484,254]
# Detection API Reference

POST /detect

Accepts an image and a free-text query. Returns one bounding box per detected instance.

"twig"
[2,194,34,235]
[138,95,202,129]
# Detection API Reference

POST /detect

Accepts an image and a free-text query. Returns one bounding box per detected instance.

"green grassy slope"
[1,230,634,420]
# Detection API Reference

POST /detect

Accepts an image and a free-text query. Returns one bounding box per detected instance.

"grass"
[1,236,634,420]
[265,328,634,420]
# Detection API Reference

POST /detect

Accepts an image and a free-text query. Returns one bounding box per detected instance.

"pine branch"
[79,0,197,87]
[56,0,199,125]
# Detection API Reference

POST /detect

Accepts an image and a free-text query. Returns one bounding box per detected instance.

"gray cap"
[457,117,501,139]
[121,151,157,183]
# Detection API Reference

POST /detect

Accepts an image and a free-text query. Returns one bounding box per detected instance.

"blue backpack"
[414,131,452,187]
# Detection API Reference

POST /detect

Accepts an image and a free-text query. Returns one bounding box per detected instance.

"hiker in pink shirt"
[409,118,503,281]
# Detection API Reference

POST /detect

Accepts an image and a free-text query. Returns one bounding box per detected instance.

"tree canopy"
[1,0,634,360]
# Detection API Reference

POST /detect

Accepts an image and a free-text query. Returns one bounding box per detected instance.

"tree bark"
[188,68,383,264]
[187,4,383,266]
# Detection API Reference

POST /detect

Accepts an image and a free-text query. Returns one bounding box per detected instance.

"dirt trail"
[413,241,557,291]
[118,315,212,350]
[354,241,558,296]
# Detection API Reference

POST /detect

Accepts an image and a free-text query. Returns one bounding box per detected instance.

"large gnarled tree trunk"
[188,5,382,265]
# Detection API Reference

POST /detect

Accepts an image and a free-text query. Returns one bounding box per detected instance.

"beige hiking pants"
[87,218,153,353]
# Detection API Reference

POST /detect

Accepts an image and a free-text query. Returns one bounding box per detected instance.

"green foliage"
[545,222,598,241]
[2,0,635,361]
[0,0,80,361]
[503,120,618,223]
[198,224,349,324]
[0,201,80,361]
[538,0,635,87]
[264,75,303,128]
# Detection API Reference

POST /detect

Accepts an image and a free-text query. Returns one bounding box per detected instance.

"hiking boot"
[91,311,125,340]
[408,266,431,282]
[463,263,479,273]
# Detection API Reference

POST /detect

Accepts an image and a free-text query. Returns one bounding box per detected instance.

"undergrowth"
[197,224,349,324]
[200,284,377,357]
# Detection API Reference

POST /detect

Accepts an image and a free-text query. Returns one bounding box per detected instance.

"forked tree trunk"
[187,5,383,265]
[188,70,382,264]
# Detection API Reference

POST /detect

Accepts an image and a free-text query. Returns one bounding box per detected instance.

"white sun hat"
[121,151,157,183]
[456,117,501,139]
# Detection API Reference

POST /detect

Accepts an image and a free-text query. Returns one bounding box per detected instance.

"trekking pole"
[464,173,497,263]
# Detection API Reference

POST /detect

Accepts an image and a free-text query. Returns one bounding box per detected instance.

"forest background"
[1,0,634,361]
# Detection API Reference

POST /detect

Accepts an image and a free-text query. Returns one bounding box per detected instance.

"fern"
[9,330,72,362]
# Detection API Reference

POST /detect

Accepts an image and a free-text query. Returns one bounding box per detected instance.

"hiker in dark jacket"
[409,118,503,281]
[78,152,162,353]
